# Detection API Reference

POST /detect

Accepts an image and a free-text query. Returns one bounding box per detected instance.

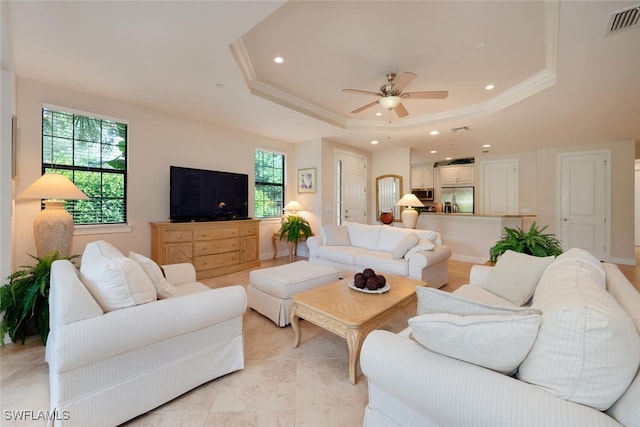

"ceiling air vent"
[605,4,640,35]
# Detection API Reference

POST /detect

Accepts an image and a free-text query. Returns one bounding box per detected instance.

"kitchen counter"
[416,214,535,263]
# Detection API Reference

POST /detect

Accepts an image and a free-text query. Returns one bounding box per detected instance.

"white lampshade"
[16,173,88,257]
[16,173,89,201]
[379,96,402,110]
[396,194,424,208]
[284,200,303,213]
[395,194,424,229]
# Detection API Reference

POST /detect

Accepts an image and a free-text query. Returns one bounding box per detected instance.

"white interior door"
[481,159,518,215]
[558,151,609,260]
[336,151,366,224]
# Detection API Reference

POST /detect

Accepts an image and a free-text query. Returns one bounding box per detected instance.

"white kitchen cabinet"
[439,165,474,186]
[411,163,434,188]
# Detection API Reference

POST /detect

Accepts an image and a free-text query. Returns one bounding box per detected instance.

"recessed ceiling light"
[482,144,492,148]
[370,140,379,145]
[445,157,453,160]
[429,130,439,136]
[273,56,284,64]
[485,84,495,90]
[375,112,382,116]
[430,150,438,154]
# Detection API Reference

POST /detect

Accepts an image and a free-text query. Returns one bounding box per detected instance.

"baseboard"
[450,254,489,264]
[608,257,636,266]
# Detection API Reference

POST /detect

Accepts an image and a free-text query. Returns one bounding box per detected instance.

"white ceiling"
[7,1,640,163]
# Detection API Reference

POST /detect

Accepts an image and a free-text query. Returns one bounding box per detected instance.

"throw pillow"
[409,312,542,374]
[415,287,541,317]
[392,233,418,259]
[129,252,179,299]
[80,241,157,312]
[482,250,554,306]
[321,225,351,246]
[403,239,436,260]
[517,258,640,411]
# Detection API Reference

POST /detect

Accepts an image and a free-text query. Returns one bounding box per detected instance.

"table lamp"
[395,194,424,229]
[283,200,303,215]
[16,173,89,257]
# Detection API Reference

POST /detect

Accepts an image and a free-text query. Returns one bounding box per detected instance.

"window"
[42,107,128,225]
[254,149,284,218]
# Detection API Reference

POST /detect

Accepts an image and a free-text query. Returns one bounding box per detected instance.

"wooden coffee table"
[289,274,426,384]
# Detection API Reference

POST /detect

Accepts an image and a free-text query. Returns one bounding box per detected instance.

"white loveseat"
[361,249,640,426]
[46,241,247,426]
[307,223,452,288]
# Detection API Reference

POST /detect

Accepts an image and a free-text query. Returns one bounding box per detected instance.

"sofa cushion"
[80,241,157,312]
[403,239,436,259]
[316,245,365,265]
[321,225,352,246]
[376,226,413,251]
[482,250,554,306]
[518,249,640,410]
[129,252,179,299]
[417,287,540,316]
[410,288,542,374]
[345,222,380,250]
[354,251,410,276]
[409,313,541,374]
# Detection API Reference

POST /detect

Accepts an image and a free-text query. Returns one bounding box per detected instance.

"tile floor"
[0,257,419,427]
[2,251,637,427]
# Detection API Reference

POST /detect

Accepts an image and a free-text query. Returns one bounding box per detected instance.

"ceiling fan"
[343,72,448,118]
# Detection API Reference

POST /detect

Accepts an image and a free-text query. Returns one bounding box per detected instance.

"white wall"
[1,0,16,282]
[13,77,294,268]
[371,147,410,224]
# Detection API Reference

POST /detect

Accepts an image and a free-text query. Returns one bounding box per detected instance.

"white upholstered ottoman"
[247,261,341,327]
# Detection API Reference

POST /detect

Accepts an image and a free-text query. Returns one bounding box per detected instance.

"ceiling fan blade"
[394,103,409,118]
[393,72,417,92]
[403,90,449,99]
[351,100,380,114]
[343,88,380,97]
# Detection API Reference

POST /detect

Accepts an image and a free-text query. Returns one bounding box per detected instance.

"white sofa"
[46,241,247,427]
[307,223,452,288]
[361,249,640,427]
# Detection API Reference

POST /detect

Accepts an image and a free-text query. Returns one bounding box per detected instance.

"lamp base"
[34,201,74,257]
[401,208,419,229]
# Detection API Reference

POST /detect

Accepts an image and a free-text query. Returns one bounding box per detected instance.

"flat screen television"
[170,165,250,222]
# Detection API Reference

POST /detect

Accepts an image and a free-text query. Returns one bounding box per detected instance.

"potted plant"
[489,221,563,263]
[280,215,313,244]
[0,251,77,345]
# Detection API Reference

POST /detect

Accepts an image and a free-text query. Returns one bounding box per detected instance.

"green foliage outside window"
[255,150,284,218]
[42,108,127,225]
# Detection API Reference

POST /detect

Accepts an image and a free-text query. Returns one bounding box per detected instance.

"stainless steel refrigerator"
[441,187,474,214]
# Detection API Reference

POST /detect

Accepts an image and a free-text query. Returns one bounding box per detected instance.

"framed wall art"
[298,168,316,193]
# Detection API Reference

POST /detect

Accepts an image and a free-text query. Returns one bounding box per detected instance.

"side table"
[272,231,309,262]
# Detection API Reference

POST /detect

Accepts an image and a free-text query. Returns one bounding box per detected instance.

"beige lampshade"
[396,194,424,208]
[284,200,303,213]
[16,173,89,201]
[16,173,88,257]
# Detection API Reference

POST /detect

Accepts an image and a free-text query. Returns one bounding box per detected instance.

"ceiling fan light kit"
[379,96,402,110]
[343,71,449,118]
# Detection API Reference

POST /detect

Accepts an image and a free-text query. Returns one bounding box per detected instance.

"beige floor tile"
[295,358,368,409]
[210,359,297,412]
[204,410,295,427]
[295,407,365,427]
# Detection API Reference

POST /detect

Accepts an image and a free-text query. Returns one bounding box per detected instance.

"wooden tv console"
[150,220,260,280]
